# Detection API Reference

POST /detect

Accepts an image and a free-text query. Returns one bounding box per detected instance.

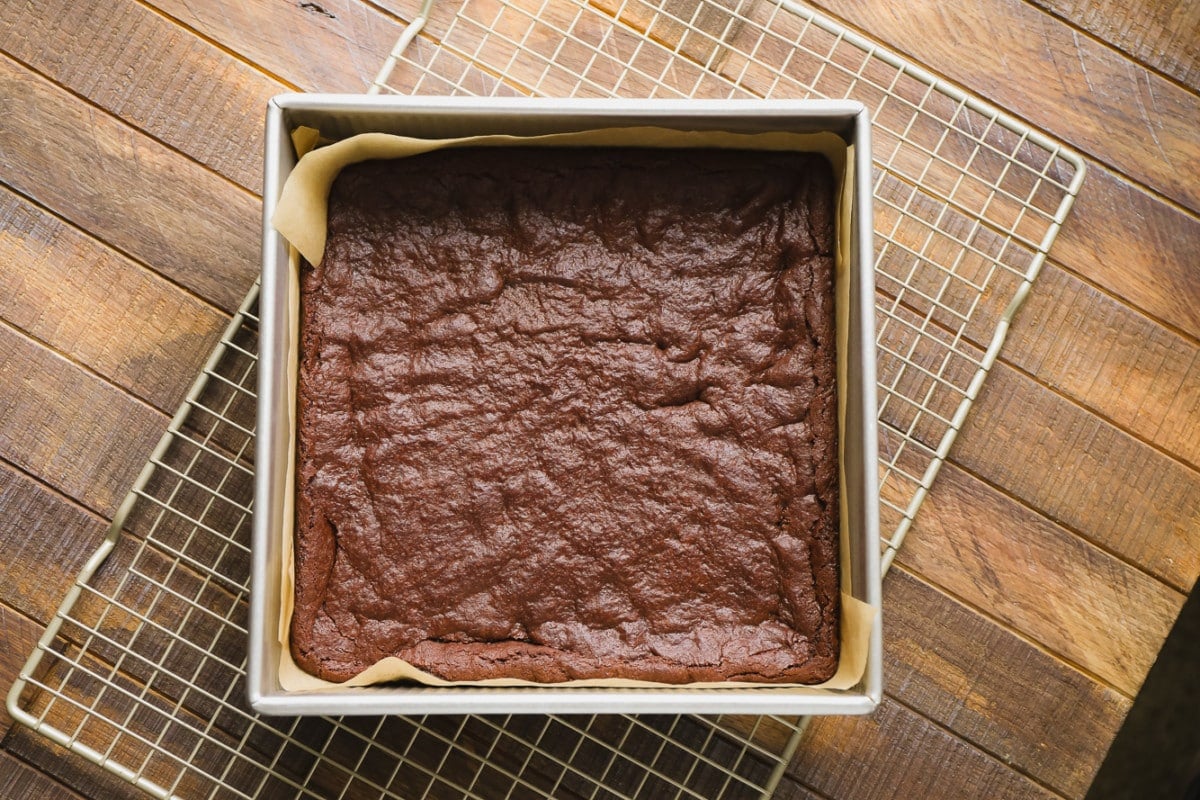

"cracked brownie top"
[291,146,840,684]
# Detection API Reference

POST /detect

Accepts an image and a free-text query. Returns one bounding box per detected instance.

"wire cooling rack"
[372,0,1087,567]
[9,1,1084,798]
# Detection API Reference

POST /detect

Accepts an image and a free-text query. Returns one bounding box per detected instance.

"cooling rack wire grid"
[8,1,1084,798]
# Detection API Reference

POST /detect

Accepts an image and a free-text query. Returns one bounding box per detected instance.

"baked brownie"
[291,146,840,684]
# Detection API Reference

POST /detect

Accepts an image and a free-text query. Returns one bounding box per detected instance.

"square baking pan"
[252,94,880,716]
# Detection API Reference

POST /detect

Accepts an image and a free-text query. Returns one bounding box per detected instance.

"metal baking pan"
[252,94,880,715]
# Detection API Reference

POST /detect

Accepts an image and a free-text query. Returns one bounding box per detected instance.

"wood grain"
[1053,163,1200,341]
[0,0,273,193]
[883,568,1131,798]
[0,747,83,800]
[0,188,227,413]
[0,463,109,623]
[893,459,1184,697]
[951,362,1200,593]
[806,0,1200,213]
[0,603,44,739]
[592,0,757,72]
[775,778,834,800]
[0,324,166,518]
[0,52,259,314]
[148,0,403,93]
[1026,0,1200,91]
[5,724,179,800]
[408,0,749,98]
[6,643,279,799]
[875,296,1200,594]
[788,698,1061,800]
[1004,262,1200,467]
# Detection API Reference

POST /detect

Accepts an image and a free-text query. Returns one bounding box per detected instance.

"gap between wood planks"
[131,0,307,94]
[880,565,1130,797]
[5,723,195,800]
[799,0,1200,215]
[883,693,1073,800]
[0,603,45,738]
[138,0,400,93]
[948,434,1194,596]
[789,696,1066,799]
[892,555,1147,701]
[0,45,266,204]
[889,454,1185,694]
[0,745,84,800]
[0,56,260,314]
[1021,0,1200,94]
[0,184,231,411]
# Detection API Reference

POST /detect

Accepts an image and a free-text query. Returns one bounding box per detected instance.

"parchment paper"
[272,126,876,692]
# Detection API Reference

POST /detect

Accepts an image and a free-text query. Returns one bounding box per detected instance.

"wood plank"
[0,325,166,518]
[1004,262,1200,468]
[775,777,833,800]
[148,0,404,93]
[951,362,1200,593]
[1052,163,1200,341]
[892,458,1184,697]
[806,0,1200,213]
[787,697,1062,800]
[0,747,84,800]
[0,52,259,313]
[1024,0,1200,91]
[1084,583,1200,800]
[0,189,227,413]
[0,603,45,739]
[5,724,180,800]
[0,463,109,624]
[591,0,759,73]
[0,0,274,193]
[883,567,1131,798]
[875,294,1200,594]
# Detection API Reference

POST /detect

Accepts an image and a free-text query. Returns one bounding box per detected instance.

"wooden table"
[0,0,1196,797]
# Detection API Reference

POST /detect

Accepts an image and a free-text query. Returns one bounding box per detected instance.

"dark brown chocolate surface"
[291,146,840,684]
